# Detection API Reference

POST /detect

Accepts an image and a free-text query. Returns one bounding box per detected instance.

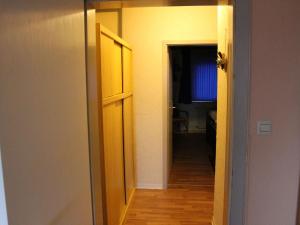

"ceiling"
[87,0,223,9]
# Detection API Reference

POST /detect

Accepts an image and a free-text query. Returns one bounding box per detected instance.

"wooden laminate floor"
[124,134,215,225]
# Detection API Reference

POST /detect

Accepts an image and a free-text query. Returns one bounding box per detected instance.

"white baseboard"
[136,183,164,189]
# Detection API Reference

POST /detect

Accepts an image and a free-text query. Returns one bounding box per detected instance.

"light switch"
[257,121,272,135]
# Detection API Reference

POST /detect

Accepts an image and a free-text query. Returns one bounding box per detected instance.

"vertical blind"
[191,47,217,102]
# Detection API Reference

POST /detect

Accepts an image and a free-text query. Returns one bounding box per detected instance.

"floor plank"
[124,134,215,225]
[169,134,215,188]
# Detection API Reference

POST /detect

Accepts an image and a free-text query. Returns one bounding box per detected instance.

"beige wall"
[0,1,93,225]
[246,0,300,224]
[122,6,217,188]
[96,11,121,36]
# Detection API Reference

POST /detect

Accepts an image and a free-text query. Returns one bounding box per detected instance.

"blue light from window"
[192,59,217,102]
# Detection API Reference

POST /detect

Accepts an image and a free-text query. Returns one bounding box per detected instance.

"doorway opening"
[168,45,217,192]
[86,2,250,225]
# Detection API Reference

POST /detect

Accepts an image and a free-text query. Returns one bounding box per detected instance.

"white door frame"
[228,1,251,225]
[162,40,218,189]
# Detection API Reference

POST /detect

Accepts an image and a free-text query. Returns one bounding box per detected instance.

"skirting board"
[136,183,164,189]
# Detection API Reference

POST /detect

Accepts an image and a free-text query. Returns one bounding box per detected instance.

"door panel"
[168,48,173,177]
[102,101,126,225]
[123,96,135,203]
[213,6,233,225]
[122,47,133,94]
[112,43,123,95]
[100,36,123,98]
[96,23,135,225]
[100,34,114,98]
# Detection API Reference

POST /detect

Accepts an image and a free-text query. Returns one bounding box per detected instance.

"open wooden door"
[122,46,135,203]
[95,24,135,225]
[213,5,233,225]
[168,47,174,182]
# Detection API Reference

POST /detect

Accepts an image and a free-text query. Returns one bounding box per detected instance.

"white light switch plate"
[257,121,272,135]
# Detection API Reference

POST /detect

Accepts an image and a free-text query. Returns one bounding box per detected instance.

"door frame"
[85,0,251,224]
[162,40,218,189]
[228,1,251,225]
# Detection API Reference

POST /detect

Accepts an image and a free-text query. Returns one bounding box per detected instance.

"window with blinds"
[191,46,217,102]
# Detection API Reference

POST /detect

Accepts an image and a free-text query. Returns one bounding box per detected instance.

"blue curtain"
[192,52,217,102]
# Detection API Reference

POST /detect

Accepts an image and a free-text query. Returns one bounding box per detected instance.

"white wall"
[0,1,93,225]
[122,6,217,188]
[246,0,300,224]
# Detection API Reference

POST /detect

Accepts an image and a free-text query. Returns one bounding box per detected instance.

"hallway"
[124,134,215,225]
